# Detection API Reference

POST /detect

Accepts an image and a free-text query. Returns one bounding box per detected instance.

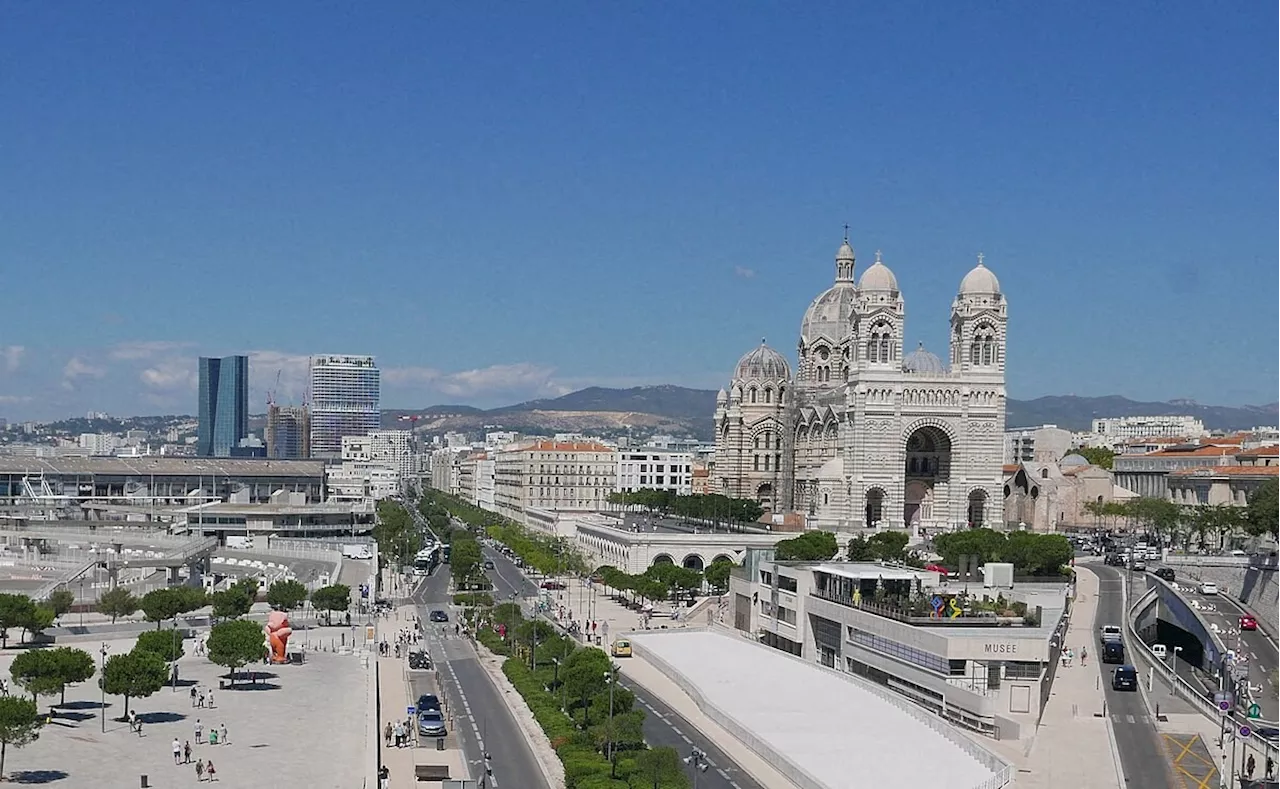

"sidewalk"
[991,565,1125,789]
[548,574,701,647]
[376,604,467,789]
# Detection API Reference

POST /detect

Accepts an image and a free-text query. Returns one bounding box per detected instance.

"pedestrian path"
[376,604,467,789]
[991,566,1126,789]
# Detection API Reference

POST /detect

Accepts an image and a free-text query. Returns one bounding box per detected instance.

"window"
[777,606,797,626]
[778,575,798,593]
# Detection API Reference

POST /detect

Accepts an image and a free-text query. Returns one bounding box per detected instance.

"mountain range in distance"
[382,385,1279,441]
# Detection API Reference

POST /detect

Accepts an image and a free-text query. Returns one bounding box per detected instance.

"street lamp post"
[684,747,710,787]
[99,642,109,733]
[606,664,618,769]
[171,620,179,691]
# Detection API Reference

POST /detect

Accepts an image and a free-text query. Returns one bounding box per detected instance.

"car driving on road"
[1112,665,1138,691]
[1198,581,1219,595]
[1240,615,1258,631]
[429,610,449,623]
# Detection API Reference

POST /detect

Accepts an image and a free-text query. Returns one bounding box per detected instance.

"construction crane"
[398,414,422,429]
[266,369,282,407]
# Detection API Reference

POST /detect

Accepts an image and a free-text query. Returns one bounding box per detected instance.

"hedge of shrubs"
[503,658,629,789]
[453,592,495,607]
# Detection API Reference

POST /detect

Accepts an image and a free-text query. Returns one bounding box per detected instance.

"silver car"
[418,710,447,737]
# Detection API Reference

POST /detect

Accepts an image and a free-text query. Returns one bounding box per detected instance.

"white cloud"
[734,266,756,279]
[62,357,106,390]
[0,346,24,373]
[384,362,571,401]
[0,395,32,405]
[109,341,194,361]
[139,358,197,391]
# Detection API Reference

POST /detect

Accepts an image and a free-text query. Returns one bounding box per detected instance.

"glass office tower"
[197,355,249,457]
[308,355,380,456]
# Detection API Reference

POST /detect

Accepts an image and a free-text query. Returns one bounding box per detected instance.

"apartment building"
[1091,415,1207,441]
[309,355,380,455]
[616,449,694,495]
[1002,425,1073,464]
[495,440,618,523]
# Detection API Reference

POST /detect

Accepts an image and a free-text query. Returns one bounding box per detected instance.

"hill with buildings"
[389,386,1277,440]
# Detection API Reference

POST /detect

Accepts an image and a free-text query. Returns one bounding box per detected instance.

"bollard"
[437,737,445,751]
[140,776,149,788]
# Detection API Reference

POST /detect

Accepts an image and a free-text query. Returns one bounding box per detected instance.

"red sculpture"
[266,611,293,664]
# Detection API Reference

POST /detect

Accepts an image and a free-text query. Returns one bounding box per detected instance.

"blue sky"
[0,3,1275,421]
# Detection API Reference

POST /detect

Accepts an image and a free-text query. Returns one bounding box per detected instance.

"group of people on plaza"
[384,718,415,748]
[379,621,424,657]
[170,719,228,780]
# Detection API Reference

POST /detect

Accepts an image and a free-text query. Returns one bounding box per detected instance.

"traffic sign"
[1248,703,1262,719]
[1240,725,1253,739]
[406,705,416,716]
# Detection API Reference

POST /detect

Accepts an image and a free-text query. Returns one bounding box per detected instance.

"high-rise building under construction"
[266,404,311,458]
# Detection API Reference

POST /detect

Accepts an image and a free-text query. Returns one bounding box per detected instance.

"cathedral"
[712,237,1007,532]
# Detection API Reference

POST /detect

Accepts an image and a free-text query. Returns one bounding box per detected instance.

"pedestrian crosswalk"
[1111,713,1152,725]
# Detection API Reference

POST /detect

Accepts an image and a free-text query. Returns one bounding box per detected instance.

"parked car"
[483,560,495,570]
[1112,665,1138,691]
[541,580,567,590]
[1240,615,1258,631]
[1154,567,1176,582]
[1199,582,1219,595]
[429,610,449,623]
[418,709,448,737]
[1129,559,1146,571]
[416,694,441,712]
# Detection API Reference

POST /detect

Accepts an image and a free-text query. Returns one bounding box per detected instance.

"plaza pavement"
[0,625,368,788]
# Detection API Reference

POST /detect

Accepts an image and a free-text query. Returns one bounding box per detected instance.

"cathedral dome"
[734,340,791,381]
[800,282,857,343]
[903,343,947,374]
[959,261,1001,295]
[835,240,855,267]
[1060,453,1090,468]
[858,257,898,292]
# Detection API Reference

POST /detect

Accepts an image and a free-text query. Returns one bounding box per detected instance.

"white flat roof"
[811,561,932,583]
[630,630,1001,789]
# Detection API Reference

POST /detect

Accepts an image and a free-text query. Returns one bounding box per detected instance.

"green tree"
[0,696,43,780]
[100,650,167,719]
[1246,478,1279,538]
[232,576,261,602]
[209,588,254,621]
[450,535,484,589]
[0,595,35,649]
[703,558,735,594]
[134,628,185,663]
[309,584,351,625]
[846,536,877,562]
[140,587,207,630]
[207,619,267,683]
[591,709,646,777]
[774,531,838,561]
[630,746,688,789]
[9,651,63,708]
[46,590,75,621]
[266,579,308,612]
[867,531,910,562]
[48,647,95,707]
[373,500,423,566]
[22,607,55,643]
[1074,446,1116,470]
[563,647,611,726]
[96,587,139,624]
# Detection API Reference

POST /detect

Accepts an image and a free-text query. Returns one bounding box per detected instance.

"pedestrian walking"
[1267,756,1275,779]
[206,760,217,781]
[207,690,215,708]
[219,722,228,745]
[1081,645,1088,666]
[1247,754,1256,778]
[190,686,198,707]
[136,718,144,737]
[209,728,218,746]
[184,741,192,763]
[195,759,205,782]
[197,689,205,708]
[379,765,390,789]
[194,719,203,743]
[172,737,182,764]
[384,721,392,747]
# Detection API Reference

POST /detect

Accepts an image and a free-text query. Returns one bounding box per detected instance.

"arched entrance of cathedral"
[968,490,988,528]
[682,554,705,571]
[903,425,951,527]
[756,482,774,511]
[652,554,674,566]
[864,488,885,527]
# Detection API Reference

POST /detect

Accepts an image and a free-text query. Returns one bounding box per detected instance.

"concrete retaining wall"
[1170,564,1279,638]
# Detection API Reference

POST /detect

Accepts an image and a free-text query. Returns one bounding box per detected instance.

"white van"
[342,544,374,560]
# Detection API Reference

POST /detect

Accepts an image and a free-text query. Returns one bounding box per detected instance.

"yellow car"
[610,639,632,658]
